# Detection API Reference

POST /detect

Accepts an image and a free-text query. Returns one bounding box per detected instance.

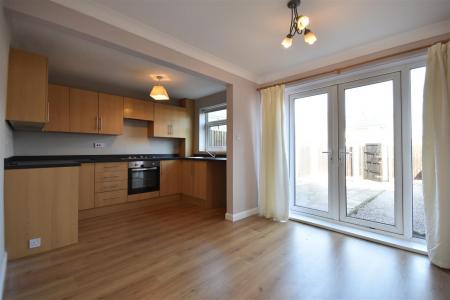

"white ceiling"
[90,0,450,82]
[7,13,226,100]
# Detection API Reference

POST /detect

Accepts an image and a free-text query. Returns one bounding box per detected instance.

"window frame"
[286,54,427,245]
[200,104,227,153]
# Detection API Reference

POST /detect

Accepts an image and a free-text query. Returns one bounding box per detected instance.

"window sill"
[290,212,427,255]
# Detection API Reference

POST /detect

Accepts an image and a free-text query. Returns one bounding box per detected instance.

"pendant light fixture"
[150,75,169,100]
[281,0,317,48]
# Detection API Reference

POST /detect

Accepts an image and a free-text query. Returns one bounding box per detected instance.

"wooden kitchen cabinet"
[6,48,48,128]
[181,160,207,199]
[149,103,189,138]
[181,160,226,208]
[4,167,79,260]
[99,93,124,135]
[173,109,190,138]
[69,88,99,134]
[43,84,70,132]
[181,160,194,197]
[124,97,154,121]
[94,162,128,208]
[160,160,181,196]
[79,163,95,210]
[192,161,207,200]
[69,89,124,135]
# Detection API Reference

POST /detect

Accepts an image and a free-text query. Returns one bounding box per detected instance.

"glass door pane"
[293,90,332,215]
[339,73,402,233]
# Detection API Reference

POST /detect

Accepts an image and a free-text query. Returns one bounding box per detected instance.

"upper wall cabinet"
[124,97,154,121]
[149,103,189,138]
[98,93,124,135]
[43,84,70,132]
[69,88,99,134]
[6,48,48,129]
[68,89,124,135]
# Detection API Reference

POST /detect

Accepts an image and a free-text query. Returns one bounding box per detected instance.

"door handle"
[96,116,99,130]
[321,151,333,161]
[131,167,158,171]
[339,151,352,162]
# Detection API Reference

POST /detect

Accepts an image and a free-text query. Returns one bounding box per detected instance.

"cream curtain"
[423,41,450,269]
[259,85,289,221]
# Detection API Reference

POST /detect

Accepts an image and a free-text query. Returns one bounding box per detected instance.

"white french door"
[290,72,403,234]
[289,86,338,219]
[338,73,403,233]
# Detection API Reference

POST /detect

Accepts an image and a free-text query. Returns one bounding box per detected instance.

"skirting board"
[225,207,258,222]
[0,252,7,298]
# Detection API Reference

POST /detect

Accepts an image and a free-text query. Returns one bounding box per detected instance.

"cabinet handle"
[96,116,99,130]
[46,101,50,122]
[99,117,103,131]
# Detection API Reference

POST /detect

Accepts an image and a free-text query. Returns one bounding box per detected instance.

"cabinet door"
[182,160,194,197]
[43,84,70,132]
[79,163,95,210]
[124,97,154,121]
[69,88,99,133]
[193,161,208,200]
[160,160,180,196]
[98,93,124,135]
[172,109,189,138]
[4,167,78,260]
[151,103,173,138]
[6,48,48,124]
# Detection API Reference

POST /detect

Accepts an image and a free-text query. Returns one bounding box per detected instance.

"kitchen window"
[200,105,227,152]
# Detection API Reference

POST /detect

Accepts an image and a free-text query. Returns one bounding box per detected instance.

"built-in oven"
[128,161,160,195]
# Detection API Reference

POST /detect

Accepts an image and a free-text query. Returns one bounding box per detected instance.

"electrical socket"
[29,237,41,249]
[94,142,105,148]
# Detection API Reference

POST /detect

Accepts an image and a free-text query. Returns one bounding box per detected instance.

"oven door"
[128,167,160,195]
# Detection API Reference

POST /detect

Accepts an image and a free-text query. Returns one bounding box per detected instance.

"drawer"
[95,170,127,182]
[95,180,127,193]
[95,190,127,207]
[95,162,127,173]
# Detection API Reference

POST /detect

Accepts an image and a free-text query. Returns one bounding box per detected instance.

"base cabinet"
[5,167,79,260]
[94,162,128,207]
[79,163,95,210]
[181,160,226,208]
[160,160,181,196]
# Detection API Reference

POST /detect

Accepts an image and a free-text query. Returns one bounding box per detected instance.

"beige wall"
[0,0,14,278]
[4,1,261,216]
[13,119,179,156]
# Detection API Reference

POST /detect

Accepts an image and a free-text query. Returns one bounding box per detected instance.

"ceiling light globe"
[304,29,317,45]
[281,35,293,48]
[297,15,310,30]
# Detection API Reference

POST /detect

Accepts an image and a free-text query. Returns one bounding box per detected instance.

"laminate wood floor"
[5,201,450,300]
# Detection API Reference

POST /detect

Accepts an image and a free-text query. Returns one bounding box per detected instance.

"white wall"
[194,91,226,153]
[13,119,179,156]
[0,0,13,286]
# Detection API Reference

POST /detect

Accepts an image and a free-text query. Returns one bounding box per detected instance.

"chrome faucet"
[206,151,216,158]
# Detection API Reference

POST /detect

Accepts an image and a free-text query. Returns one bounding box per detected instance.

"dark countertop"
[4,154,226,169]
